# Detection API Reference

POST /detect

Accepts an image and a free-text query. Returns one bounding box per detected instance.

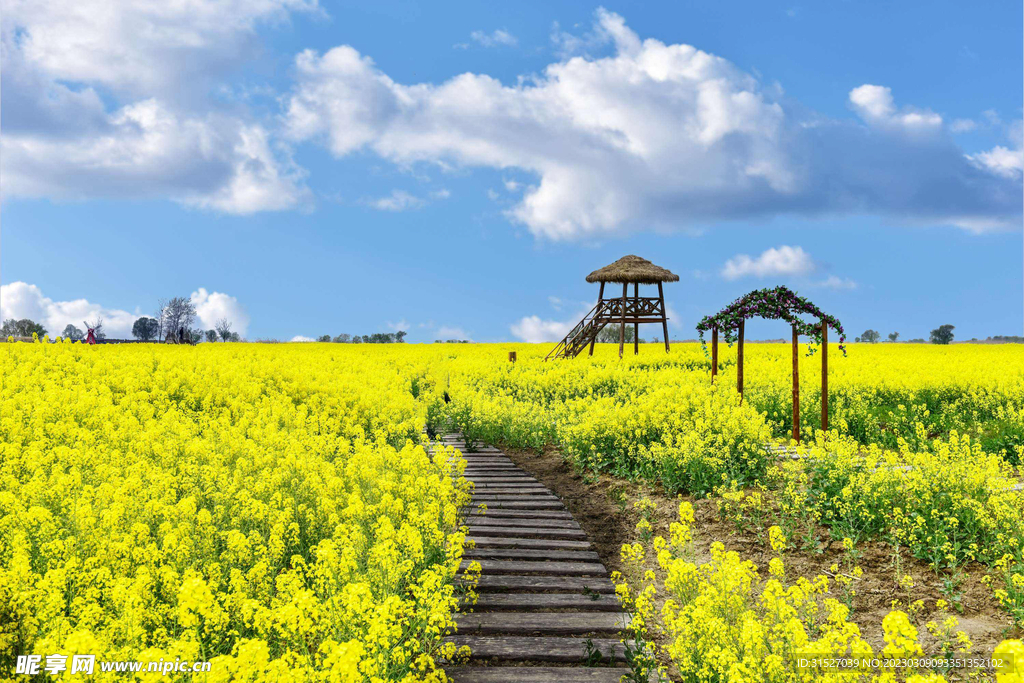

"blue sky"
[2,0,1021,342]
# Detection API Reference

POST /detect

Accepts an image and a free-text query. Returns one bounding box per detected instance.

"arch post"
[792,323,800,443]
[737,319,745,400]
[821,319,828,433]
[711,326,719,382]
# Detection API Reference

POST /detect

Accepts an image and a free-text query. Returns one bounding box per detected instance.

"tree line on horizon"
[316,331,408,344]
[0,295,242,343]
[854,325,956,345]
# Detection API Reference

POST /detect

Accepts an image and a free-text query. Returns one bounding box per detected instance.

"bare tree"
[215,318,233,342]
[161,297,197,343]
[156,299,167,341]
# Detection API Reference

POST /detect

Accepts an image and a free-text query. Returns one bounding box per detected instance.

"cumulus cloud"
[191,288,250,336]
[969,145,1023,179]
[1,0,314,213]
[510,316,573,343]
[368,190,425,211]
[721,245,815,280]
[0,281,139,338]
[815,275,858,290]
[3,0,319,97]
[365,188,449,211]
[469,29,518,48]
[436,325,471,340]
[950,119,977,133]
[0,282,252,339]
[284,9,1020,239]
[291,335,316,342]
[3,101,310,212]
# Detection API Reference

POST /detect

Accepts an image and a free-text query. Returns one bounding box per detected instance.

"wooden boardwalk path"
[434,434,632,683]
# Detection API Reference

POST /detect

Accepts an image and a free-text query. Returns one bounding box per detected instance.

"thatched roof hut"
[585,255,680,284]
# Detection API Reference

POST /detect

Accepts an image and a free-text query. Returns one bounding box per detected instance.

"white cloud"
[815,275,858,290]
[950,119,977,133]
[969,145,1023,179]
[365,188,449,211]
[510,316,572,343]
[2,0,314,213]
[469,29,518,48]
[285,9,1020,239]
[291,335,316,342]
[503,178,521,192]
[437,325,470,340]
[3,0,319,97]
[848,84,942,131]
[721,245,815,280]
[368,190,425,211]
[191,288,250,336]
[387,319,410,331]
[548,296,565,310]
[0,281,254,339]
[0,281,139,338]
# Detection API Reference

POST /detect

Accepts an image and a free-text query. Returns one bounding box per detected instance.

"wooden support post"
[509,351,517,363]
[589,282,605,357]
[618,282,627,359]
[633,282,639,355]
[658,282,670,352]
[711,327,719,381]
[821,320,828,433]
[792,324,800,443]
[737,320,745,400]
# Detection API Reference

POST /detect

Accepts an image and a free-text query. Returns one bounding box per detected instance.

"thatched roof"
[585,255,679,284]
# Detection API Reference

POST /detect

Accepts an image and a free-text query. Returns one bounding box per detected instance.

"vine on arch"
[696,286,847,356]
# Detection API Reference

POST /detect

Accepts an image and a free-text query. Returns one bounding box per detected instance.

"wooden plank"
[467,526,585,539]
[467,517,579,529]
[467,537,593,551]
[464,548,599,562]
[469,501,565,510]
[466,575,614,593]
[470,496,561,503]
[471,483,550,490]
[467,592,621,611]
[472,483,549,490]
[446,666,632,683]
[467,509,573,520]
[456,612,628,635]
[464,468,523,474]
[446,636,626,663]
[468,493,557,499]
[460,559,606,576]
[464,477,538,483]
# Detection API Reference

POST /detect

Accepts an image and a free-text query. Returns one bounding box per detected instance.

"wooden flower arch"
[696,286,846,442]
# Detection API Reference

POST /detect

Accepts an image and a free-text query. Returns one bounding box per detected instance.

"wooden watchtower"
[546,255,679,360]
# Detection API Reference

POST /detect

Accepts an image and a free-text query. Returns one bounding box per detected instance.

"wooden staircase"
[545,300,616,360]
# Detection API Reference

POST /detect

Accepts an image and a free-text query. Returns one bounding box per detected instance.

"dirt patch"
[500,442,1016,658]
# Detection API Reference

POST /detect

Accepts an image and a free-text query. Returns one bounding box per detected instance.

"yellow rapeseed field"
[4,339,1024,681]
[1,341,470,682]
